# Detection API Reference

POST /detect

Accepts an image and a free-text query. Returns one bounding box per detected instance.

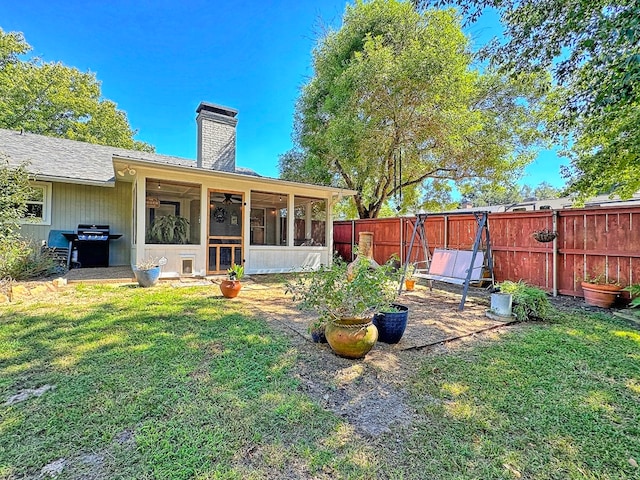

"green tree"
[282,0,550,218]
[0,156,33,240]
[416,0,639,201]
[0,28,153,152]
[533,181,562,200]
[460,180,562,207]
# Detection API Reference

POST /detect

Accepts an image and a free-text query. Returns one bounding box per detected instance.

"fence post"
[350,220,355,261]
[399,217,404,264]
[552,210,559,296]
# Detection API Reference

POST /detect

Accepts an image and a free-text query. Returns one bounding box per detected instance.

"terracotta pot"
[581,281,622,308]
[220,280,242,298]
[405,279,416,291]
[325,317,378,359]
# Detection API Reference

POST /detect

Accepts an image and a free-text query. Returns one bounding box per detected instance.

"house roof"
[0,128,203,186]
[0,128,356,196]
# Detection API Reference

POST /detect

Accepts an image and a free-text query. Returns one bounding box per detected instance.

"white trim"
[20,181,52,225]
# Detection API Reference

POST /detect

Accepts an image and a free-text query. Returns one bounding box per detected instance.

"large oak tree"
[280,0,550,218]
[0,28,153,152]
[416,0,639,201]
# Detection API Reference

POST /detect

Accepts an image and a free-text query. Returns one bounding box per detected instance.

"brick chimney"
[196,102,238,172]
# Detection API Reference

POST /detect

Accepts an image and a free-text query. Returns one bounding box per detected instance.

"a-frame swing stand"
[398,212,494,311]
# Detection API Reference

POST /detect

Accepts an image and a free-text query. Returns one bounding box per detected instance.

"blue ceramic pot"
[372,303,409,344]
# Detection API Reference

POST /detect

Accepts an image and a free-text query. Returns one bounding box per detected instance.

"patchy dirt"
[239,277,636,440]
[236,280,522,439]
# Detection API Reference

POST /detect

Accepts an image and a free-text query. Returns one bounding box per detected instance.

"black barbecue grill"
[63,224,122,268]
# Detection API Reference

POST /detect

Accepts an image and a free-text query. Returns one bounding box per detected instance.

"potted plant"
[220,263,244,298]
[285,257,400,358]
[133,257,162,287]
[372,303,409,344]
[309,319,328,343]
[532,228,557,243]
[495,281,551,321]
[147,215,190,244]
[404,263,416,291]
[580,272,623,308]
[386,253,402,271]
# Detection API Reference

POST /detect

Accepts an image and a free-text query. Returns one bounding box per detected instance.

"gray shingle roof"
[0,128,260,184]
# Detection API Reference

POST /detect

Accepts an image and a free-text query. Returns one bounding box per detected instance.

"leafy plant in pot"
[496,281,551,321]
[133,257,164,287]
[404,263,416,291]
[147,215,190,244]
[285,256,400,358]
[580,271,623,308]
[220,264,244,298]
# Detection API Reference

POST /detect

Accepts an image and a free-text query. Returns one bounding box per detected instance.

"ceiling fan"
[210,193,242,205]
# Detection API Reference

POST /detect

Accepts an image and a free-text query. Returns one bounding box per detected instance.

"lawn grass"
[390,313,640,479]
[0,284,375,479]
[1,283,639,479]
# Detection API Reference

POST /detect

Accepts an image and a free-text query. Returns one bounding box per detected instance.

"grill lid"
[76,224,110,240]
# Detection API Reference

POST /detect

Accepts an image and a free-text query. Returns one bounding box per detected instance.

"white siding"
[20,182,132,266]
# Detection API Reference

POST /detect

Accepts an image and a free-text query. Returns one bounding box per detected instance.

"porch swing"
[393,152,494,311]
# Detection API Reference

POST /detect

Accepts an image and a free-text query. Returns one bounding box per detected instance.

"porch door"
[207,190,243,274]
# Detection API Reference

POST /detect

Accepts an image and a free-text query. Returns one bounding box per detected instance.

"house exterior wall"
[20,181,132,266]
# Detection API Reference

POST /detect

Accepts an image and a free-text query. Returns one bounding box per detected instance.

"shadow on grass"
[0,284,377,479]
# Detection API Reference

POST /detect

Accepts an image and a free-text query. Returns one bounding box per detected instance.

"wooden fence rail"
[333,206,640,297]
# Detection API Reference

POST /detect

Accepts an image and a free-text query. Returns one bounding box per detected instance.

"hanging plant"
[532,229,557,243]
[147,215,190,244]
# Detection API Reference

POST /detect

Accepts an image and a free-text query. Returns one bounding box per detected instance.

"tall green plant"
[285,257,399,322]
[147,215,190,244]
[498,280,552,321]
[0,157,33,241]
[624,284,640,308]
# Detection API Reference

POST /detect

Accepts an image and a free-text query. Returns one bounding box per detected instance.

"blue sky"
[1,0,566,187]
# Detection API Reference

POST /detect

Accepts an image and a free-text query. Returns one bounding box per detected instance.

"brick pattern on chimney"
[196,106,237,172]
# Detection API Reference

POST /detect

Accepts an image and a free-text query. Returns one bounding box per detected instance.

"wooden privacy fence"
[333,206,640,297]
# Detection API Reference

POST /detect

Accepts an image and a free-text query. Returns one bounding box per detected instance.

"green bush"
[498,280,552,321]
[0,239,60,280]
[625,284,640,308]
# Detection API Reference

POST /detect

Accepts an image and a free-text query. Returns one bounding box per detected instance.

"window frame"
[21,181,52,225]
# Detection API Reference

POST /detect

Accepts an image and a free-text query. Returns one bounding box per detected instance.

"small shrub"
[498,280,552,321]
[0,239,59,280]
[625,284,640,308]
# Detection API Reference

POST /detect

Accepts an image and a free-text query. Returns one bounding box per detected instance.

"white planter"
[490,292,513,317]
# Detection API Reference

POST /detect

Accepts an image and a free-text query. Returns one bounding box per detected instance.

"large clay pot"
[581,281,622,308]
[325,317,378,359]
[373,304,409,344]
[220,280,242,298]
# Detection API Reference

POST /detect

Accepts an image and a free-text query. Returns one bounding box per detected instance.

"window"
[22,182,52,225]
[250,191,288,245]
[294,196,326,246]
[145,179,201,244]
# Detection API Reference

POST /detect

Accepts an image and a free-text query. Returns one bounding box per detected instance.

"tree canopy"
[281,0,550,218]
[416,0,639,201]
[0,28,153,152]
[460,180,562,207]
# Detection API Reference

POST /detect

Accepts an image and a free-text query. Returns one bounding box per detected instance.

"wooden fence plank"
[334,205,640,298]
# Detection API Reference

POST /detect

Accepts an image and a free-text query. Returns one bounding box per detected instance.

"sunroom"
[115,157,351,277]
